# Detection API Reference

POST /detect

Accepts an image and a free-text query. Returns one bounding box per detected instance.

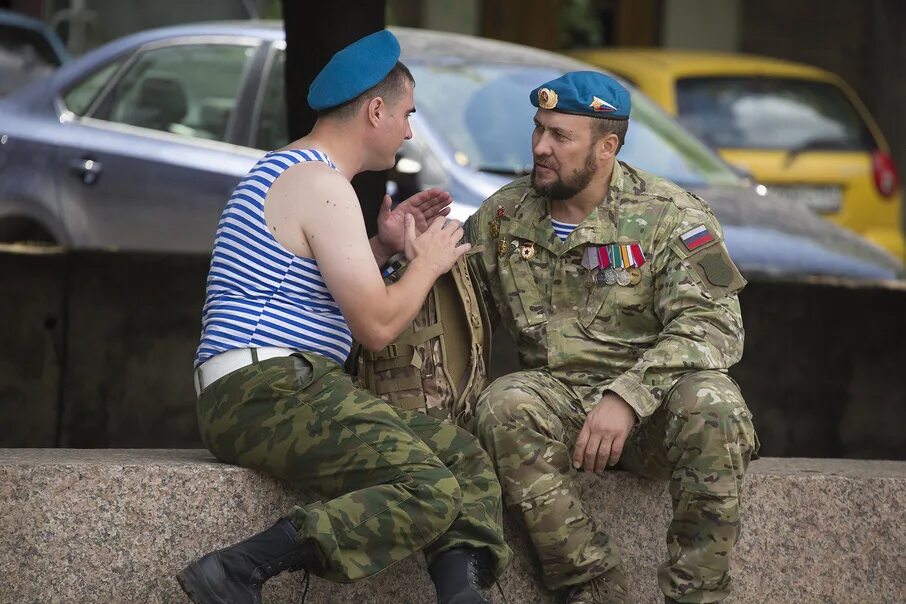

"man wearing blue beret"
[465,71,758,603]
[178,30,511,604]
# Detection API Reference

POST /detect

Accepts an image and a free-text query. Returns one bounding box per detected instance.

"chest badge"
[520,241,536,261]
[497,238,510,257]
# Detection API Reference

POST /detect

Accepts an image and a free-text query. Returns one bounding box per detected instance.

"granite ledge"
[1,450,904,603]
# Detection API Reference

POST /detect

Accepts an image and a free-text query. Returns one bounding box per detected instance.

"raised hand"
[405,214,470,276]
[376,189,453,255]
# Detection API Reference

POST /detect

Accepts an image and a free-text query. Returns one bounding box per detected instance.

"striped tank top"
[194,149,352,368]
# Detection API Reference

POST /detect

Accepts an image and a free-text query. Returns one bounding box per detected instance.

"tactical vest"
[349,254,490,428]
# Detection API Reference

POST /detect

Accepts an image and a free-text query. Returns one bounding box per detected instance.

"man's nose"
[532,135,550,158]
[405,124,413,140]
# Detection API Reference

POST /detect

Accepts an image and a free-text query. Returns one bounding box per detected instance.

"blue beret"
[308,30,401,111]
[530,71,631,120]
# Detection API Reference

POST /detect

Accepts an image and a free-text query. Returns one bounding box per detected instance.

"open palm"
[376,188,453,254]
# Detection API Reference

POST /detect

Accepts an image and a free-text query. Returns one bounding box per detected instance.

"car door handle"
[69,157,103,185]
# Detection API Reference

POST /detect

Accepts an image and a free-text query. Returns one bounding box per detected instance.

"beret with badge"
[530,70,631,120]
[308,29,402,112]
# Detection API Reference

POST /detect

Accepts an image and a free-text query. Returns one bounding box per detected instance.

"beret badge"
[589,95,618,113]
[537,88,558,109]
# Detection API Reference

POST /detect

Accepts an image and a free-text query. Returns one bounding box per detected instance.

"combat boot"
[428,547,495,604]
[566,564,632,604]
[177,517,319,604]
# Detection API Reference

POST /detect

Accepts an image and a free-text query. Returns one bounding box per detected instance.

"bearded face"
[531,143,598,201]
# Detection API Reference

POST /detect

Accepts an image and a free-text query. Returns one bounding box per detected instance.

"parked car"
[0,9,69,96]
[0,23,901,282]
[569,49,905,262]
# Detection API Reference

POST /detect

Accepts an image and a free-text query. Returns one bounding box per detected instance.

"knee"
[444,424,499,480]
[666,371,750,431]
[474,376,548,438]
[408,465,463,536]
[666,372,759,490]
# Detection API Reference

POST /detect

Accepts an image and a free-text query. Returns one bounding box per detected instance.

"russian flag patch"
[680,224,714,251]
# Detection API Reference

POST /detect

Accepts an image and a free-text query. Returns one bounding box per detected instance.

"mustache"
[533,159,556,170]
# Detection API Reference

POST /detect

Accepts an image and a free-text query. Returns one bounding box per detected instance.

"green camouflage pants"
[473,369,758,603]
[196,351,512,584]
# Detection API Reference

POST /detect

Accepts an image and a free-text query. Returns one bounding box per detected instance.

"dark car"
[0,22,900,281]
[0,9,69,96]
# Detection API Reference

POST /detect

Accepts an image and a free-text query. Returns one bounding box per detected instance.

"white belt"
[194,347,297,396]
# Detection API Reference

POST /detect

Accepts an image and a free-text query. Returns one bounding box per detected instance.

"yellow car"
[570,49,904,261]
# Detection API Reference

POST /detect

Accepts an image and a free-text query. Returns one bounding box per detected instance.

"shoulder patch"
[680,224,714,251]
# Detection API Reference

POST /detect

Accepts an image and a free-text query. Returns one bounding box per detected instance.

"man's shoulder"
[481,176,534,213]
[282,158,350,188]
[619,161,712,213]
[269,159,355,207]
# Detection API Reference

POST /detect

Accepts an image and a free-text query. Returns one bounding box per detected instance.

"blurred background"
[5,0,904,202]
[1,0,904,460]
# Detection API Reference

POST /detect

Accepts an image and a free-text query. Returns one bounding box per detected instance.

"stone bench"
[1,450,903,603]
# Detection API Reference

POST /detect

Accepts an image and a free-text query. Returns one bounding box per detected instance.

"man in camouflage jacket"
[465,71,759,603]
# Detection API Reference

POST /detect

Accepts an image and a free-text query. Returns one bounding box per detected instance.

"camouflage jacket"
[465,160,746,420]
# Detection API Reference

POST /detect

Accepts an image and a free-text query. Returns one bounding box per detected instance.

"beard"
[531,147,598,201]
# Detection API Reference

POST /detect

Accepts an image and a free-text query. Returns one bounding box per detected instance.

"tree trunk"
[280,0,387,235]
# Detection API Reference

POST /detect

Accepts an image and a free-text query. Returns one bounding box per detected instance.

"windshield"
[408,62,740,187]
[675,76,876,151]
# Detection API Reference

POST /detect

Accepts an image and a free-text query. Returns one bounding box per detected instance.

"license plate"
[766,185,843,213]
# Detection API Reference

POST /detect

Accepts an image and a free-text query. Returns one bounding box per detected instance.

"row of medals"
[491,215,641,289]
[587,265,641,289]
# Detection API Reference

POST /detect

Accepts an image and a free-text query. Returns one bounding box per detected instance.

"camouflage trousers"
[473,369,758,603]
[196,351,513,584]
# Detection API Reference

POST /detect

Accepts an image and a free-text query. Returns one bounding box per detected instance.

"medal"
[628,267,641,286]
[489,219,500,238]
[520,241,536,261]
[616,269,631,286]
[497,239,510,257]
[582,246,599,270]
[603,267,618,285]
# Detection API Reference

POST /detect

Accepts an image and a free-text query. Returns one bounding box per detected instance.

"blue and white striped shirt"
[194,150,353,368]
[551,218,578,241]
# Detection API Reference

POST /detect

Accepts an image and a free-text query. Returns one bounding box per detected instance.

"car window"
[623,92,740,186]
[100,43,255,143]
[62,61,121,116]
[675,76,876,151]
[255,49,288,150]
[0,23,59,65]
[0,24,61,95]
[407,62,739,187]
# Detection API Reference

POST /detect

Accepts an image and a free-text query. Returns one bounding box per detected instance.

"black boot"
[428,547,494,604]
[177,518,319,604]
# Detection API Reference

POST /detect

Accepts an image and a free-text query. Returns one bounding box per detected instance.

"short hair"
[591,117,629,153]
[319,61,414,121]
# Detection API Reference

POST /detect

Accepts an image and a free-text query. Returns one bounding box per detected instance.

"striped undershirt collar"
[551,218,579,241]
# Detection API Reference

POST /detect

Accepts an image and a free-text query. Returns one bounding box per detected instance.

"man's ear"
[598,132,620,161]
[367,97,385,127]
